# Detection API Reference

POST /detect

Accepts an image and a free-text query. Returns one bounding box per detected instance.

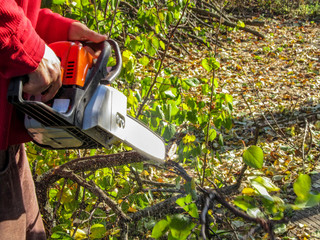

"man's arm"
[0,0,45,79]
[0,1,62,102]
[1,1,107,102]
[36,8,76,44]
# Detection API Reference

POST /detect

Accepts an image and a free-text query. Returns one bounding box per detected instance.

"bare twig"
[201,8,222,187]
[129,166,143,190]
[92,0,100,33]
[108,0,120,38]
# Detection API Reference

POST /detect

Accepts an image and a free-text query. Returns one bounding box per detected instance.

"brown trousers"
[0,145,46,240]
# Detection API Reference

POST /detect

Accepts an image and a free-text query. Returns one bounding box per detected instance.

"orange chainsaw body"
[49,41,94,88]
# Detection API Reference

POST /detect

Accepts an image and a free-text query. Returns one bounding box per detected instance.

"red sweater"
[0,0,75,149]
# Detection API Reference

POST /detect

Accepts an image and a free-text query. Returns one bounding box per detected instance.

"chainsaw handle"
[103,39,122,85]
[83,40,122,85]
[7,75,26,105]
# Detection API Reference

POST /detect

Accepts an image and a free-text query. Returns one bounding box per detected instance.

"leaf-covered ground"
[218,18,319,238]
[171,17,319,238]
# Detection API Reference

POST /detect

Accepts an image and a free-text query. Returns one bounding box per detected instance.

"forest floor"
[178,16,320,239]
[219,17,319,239]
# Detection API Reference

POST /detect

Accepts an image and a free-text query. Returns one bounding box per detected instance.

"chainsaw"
[7,40,165,163]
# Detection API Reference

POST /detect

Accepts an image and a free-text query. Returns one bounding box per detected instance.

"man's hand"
[24,22,107,102]
[68,22,107,43]
[24,45,61,102]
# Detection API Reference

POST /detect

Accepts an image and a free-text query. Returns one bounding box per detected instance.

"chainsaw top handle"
[84,39,122,85]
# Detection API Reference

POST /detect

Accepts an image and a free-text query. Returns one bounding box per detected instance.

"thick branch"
[37,151,147,187]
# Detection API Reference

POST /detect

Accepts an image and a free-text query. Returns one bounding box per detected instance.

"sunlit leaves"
[90,224,107,239]
[202,57,220,72]
[184,78,200,87]
[294,174,311,202]
[183,134,196,144]
[151,214,196,240]
[51,231,74,239]
[53,0,65,4]
[249,176,280,201]
[234,196,254,211]
[236,20,245,28]
[176,194,199,218]
[293,174,320,209]
[139,56,150,66]
[151,219,169,239]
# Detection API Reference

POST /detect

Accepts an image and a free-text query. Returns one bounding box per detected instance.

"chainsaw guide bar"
[7,40,166,163]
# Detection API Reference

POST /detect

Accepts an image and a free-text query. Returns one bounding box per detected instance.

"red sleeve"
[36,8,76,44]
[0,0,45,79]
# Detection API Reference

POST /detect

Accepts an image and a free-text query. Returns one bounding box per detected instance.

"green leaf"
[237,20,245,28]
[243,145,264,169]
[155,60,161,71]
[187,110,198,123]
[306,193,320,207]
[201,58,211,72]
[139,56,150,66]
[294,174,311,202]
[164,90,176,99]
[201,57,220,72]
[233,196,254,211]
[151,219,169,238]
[51,231,74,239]
[156,105,165,119]
[90,224,106,239]
[186,203,199,218]
[201,84,210,94]
[164,104,172,121]
[160,40,166,50]
[293,193,320,209]
[208,129,217,141]
[168,214,195,240]
[184,78,200,87]
[53,0,65,4]
[251,180,273,201]
[163,124,176,140]
[184,194,192,204]
[152,36,160,50]
[247,207,264,218]
[164,68,173,75]
[274,224,287,235]
[176,195,199,218]
[225,94,233,103]
[176,197,186,207]
[250,176,280,192]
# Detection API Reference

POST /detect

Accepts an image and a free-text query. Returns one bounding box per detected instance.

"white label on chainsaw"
[53,99,70,113]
